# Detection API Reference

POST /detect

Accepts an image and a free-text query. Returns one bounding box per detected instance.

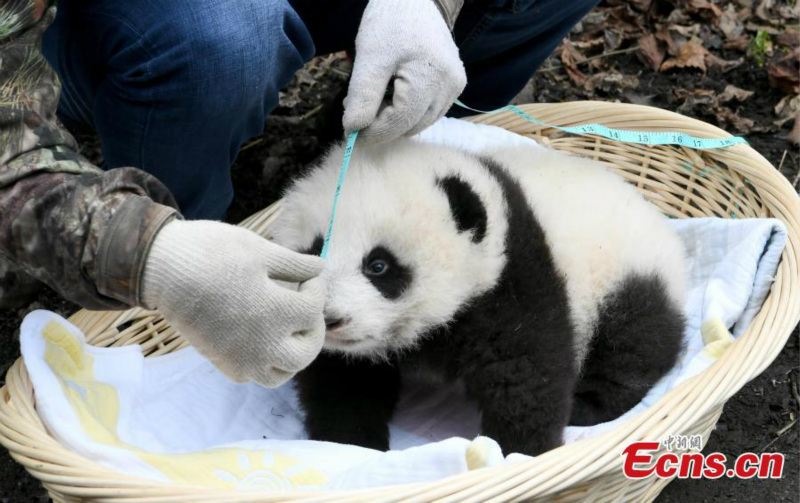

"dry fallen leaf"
[656,26,679,56]
[767,48,800,93]
[666,8,692,25]
[674,88,716,100]
[719,3,744,39]
[723,35,750,51]
[573,37,605,50]
[685,1,722,19]
[719,85,755,103]
[604,29,624,52]
[675,88,716,114]
[755,0,777,22]
[670,23,703,38]
[736,5,753,22]
[637,34,665,71]
[560,41,588,86]
[628,0,652,13]
[715,107,755,133]
[774,95,800,128]
[776,30,800,49]
[623,91,657,106]
[584,70,640,93]
[674,86,761,135]
[573,10,609,39]
[705,52,745,72]
[655,24,702,57]
[788,111,800,146]
[604,3,646,33]
[745,22,781,35]
[661,40,708,72]
[777,4,798,21]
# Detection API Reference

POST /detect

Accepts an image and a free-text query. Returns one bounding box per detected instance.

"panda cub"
[271,139,687,456]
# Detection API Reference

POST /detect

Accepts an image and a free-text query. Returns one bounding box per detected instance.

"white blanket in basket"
[19,118,787,491]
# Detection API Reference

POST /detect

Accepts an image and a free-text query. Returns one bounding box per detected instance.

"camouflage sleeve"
[0,1,180,310]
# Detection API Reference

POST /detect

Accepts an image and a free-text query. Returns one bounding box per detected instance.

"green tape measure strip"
[455,100,748,150]
[320,130,358,259]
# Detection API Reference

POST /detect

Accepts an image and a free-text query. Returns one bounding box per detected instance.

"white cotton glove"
[343,0,467,143]
[141,220,326,388]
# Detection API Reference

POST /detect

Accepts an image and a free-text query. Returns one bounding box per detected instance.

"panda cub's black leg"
[570,274,686,426]
[446,291,578,456]
[461,347,577,456]
[294,351,401,450]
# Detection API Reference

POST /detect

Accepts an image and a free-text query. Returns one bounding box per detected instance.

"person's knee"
[151,0,314,116]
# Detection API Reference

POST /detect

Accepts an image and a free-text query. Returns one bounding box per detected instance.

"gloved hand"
[343,0,467,143]
[141,220,326,388]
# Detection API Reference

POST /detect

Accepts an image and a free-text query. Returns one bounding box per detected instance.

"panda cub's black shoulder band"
[436,176,487,243]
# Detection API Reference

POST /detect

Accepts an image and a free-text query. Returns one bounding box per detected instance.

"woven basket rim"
[2,102,798,503]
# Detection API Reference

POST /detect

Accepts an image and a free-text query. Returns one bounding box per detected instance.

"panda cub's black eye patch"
[362,246,412,300]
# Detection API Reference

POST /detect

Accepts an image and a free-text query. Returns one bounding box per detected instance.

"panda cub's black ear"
[437,176,487,243]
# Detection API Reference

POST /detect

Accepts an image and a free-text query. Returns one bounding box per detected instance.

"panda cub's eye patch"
[362,246,412,300]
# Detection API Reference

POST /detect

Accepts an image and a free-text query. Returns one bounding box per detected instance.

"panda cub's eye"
[362,246,412,300]
[366,259,389,276]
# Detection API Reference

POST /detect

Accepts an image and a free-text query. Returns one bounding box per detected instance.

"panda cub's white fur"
[273,141,510,357]
[273,141,685,366]
[272,139,687,455]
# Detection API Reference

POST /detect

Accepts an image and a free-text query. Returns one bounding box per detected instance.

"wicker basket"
[1,102,798,503]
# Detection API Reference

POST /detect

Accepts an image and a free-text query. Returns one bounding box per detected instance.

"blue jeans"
[44,0,597,220]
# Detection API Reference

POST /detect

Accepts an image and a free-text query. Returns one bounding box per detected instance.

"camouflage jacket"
[0,0,180,310]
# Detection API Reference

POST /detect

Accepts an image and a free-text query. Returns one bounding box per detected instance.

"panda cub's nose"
[324,316,349,330]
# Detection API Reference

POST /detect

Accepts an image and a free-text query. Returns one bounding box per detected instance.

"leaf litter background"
[1,0,798,501]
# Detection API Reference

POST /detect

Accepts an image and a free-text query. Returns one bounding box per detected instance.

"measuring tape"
[454,100,748,150]
[320,130,358,259]
[319,102,747,258]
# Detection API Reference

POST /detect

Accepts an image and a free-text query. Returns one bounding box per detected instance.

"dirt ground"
[1,0,798,501]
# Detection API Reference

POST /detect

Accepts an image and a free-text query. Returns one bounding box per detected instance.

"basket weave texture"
[1,102,798,503]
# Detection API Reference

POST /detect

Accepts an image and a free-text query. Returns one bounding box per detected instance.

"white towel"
[18,118,787,491]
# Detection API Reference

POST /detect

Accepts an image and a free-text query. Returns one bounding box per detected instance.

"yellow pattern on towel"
[43,321,120,445]
[41,320,327,490]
